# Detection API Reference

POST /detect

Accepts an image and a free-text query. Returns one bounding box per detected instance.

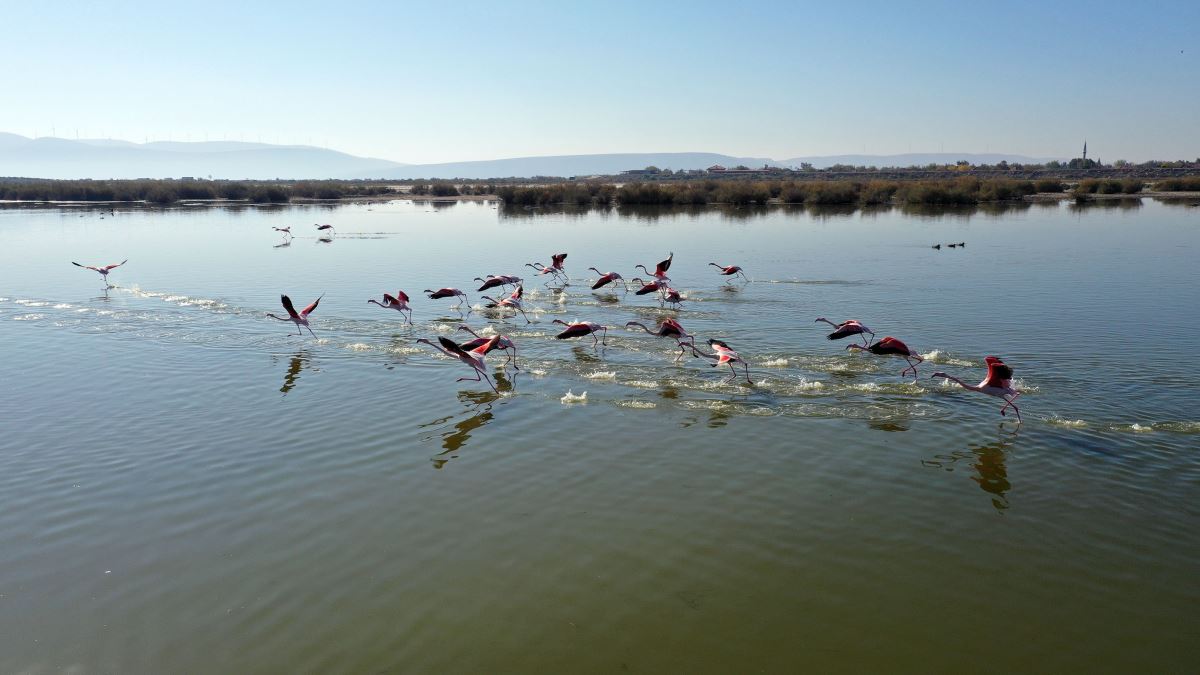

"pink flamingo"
[367,290,412,325]
[526,253,568,282]
[587,267,629,292]
[846,336,923,377]
[635,251,673,281]
[662,287,685,309]
[815,317,875,347]
[480,285,531,323]
[475,274,522,292]
[932,356,1022,423]
[552,319,607,347]
[692,338,752,384]
[458,325,519,370]
[625,318,696,361]
[315,223,335,235]
[709,262,748,281]
[632,277,668,297]
[416,335,501,393]
[424,287,469,310]
[72,259,127,287]
[266,294,323,337]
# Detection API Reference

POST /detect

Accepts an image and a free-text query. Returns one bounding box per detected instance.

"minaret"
[1082,140,1087,161]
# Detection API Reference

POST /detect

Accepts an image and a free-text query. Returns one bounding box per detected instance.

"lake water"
[2,198,1198,672]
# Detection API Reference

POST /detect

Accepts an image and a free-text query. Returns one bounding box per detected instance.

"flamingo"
[367,290,413,325]
[416,335,501,393]
[480,285,531,323]
[526,253,568,282]
[475,274,522,292]
[635,251,673,282]
[815,317,875,347]
[552,319,607,347]
[632,277,668,297]
[709,262,748,281]
[932,356,1022,423]
[71,259,127,287]
[662,287,685,309]
[315,223,335,235]
[266,293,323,337]
[625,318,696,361]
[587,267,629,292]
[692,338,752,384]
[424,287,469,310]
[273,226,292,239]
[458,325,519,370]
[846,336,923,378]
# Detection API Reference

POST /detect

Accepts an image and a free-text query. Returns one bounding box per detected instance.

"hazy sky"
[3,0,1197,163]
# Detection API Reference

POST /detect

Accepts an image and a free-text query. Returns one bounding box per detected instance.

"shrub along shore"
[1,176,1198,206]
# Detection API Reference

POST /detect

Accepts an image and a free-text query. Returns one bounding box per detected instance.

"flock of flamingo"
[70,223,1022,422]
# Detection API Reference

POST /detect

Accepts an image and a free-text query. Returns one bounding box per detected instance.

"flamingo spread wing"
[395,290,409,304]
[300,295,322,317]
[280,295,301,320]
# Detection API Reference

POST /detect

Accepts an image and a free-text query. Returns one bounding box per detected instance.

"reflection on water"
[278,351,312,395]
[422,373,515,466]
[971,441,1012,511]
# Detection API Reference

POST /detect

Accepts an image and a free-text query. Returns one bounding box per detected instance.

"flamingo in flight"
[266,294,323,337]
[315,223,335,235]
[846,336,924,378]
[71,259,127,287]
[709,262,748,281]
[815,317,875,347]
[416,335,502,393]
[632,277,668,298]
[552,319,607,347]
[475,274,522,292]
[692,338,752,384]
[635,252,673,282]
[367,290,413,325]
[424,287,470,310]
[625,318,696,361]
[273,226,292,239]
[458,325,519,370]
[932,356,1021,423]
[526,253,568,282]
[587,267,629,292]
[662,287,685,310]
[480,285,531,323]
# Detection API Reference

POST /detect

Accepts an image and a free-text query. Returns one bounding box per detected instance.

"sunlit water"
[1,199,1197,672]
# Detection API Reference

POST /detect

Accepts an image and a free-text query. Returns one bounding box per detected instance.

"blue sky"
[3,0,1196,163]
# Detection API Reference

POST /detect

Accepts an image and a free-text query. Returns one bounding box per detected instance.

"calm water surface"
[2,199,1198,672]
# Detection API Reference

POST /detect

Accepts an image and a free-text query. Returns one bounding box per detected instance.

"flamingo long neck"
[627,322,654,335]
[942,375,982,392]
[816,318,838,328]
[368,299,385,307]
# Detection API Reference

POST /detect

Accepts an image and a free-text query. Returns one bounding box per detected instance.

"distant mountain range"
[0,133,1058,180]
[0,133,406,180]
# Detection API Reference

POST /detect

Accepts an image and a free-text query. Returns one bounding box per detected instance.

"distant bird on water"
[932,244,941,250]
[625,318,696,361]
[315,223,335,235]
[416,335,501,393]
[815,317,874,347]
[692,338,752,384]
[552,319,607,347]
[367,290,412,325]
[266,294,322,337]
[846,336,923,378]
[273,226,292,238]
[709,262,748,281]
[932,356,1022,423]
[72,259,127,287]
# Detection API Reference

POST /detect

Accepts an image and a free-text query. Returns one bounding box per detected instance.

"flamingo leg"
[601,327,608,346]
[305,324,317,338]
[743,362,752,384]
[518,307,530,323]
[591,332,599,348]
[1000,392,1022,419]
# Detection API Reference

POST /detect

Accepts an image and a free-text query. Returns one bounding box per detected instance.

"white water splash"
[560,390,588,404]
[476,325,498,336]
[797,378,825,390]
[529,368,548,377]
[52,303,73,309]
[346,343,374,351]
[920,350,975,367]
[584,371,617,380]
[851,382,882,392]
[12,314,44,321]
[1126,423,1154,433]
[14,300,48,307]
[761,357,789,367]
[614,400,656,409]
[624,380,660,388]
[1045,415,1087,428]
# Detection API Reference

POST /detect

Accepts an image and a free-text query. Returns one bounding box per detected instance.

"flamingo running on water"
[815,317,875,347]
[552,319,607,347]
[635,252,673,282]
[932,356,1022,423]
[416,335,501,393]
[273,226,292,239]
[662,287,685,310]
[458,325,519,370]
[846,336,923,378]
[632,277,668,298]
[71,259,127,287]
[266,294,323,337]
[480,285,531,323]
[587,267,629,292]
[424,287,469,310]
[709,262,748,281]
[625,318,696,361]
[367,290,413,325]
[475,274,522,292]
[315,223,335,235]
[526,253,568,282]
[692,338,752,384]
